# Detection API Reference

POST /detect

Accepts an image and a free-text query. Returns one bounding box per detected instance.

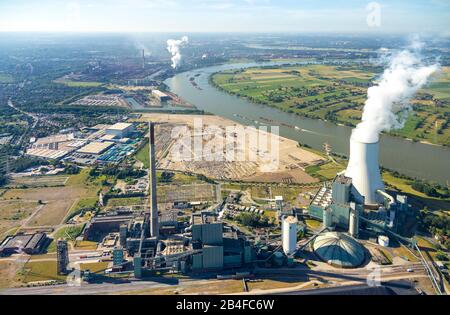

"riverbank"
[209,64,450,148]
[165,62,450,184]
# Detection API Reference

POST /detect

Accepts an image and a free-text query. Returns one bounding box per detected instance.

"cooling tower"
[344,132,385,206]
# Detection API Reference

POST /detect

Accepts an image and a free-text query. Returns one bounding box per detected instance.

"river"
[165,62,450,184]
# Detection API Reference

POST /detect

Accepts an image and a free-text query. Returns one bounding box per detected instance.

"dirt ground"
[136,113,324,184]
[27,199,78,227]
[0,260,21,289]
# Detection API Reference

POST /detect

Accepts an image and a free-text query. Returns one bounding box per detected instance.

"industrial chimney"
[344,131,385,206]
[149,122,159,238]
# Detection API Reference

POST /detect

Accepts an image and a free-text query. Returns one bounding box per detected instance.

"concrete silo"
[345,132,385,206]
[282,216,298,255]
[149,122,159,238]
[349,202,359,238]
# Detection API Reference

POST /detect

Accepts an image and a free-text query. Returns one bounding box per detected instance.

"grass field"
[1,169,103,229]
[0,200,39,237]
[135,142,150,168]
[57,81,103,87]
[17,261,67,283]
[106,197,144,207]
[212,64,450,146]
[65,197,98,222]
[8,176,69,188]
[47,224,85,252]
[382,171,450,212]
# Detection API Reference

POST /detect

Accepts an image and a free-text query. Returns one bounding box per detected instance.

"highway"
[0,262,428,295]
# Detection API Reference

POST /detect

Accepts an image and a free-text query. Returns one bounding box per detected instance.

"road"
[7,99,39,146]
[0,262,428,295]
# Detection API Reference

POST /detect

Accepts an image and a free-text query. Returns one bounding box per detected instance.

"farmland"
[211,64,450,146]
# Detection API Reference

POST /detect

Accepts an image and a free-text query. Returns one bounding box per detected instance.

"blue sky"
[0,0,448,34]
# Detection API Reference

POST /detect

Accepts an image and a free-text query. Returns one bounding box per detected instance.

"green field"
[17,261,67,283]
[211,64,450,146]
[135,142,150,168]
[0,73,14,83]
[8,175,69,188]
[57,81,103,87]
[382,172,450,212]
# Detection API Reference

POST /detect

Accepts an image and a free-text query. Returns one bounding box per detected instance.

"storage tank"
[282,216,298,255]
[345,132,385,206]
[378,235,390,247]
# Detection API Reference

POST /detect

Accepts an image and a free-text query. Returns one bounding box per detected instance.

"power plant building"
[308,129,415,238]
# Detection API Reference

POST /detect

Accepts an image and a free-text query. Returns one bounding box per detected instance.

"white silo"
[282,216,298,255]
[345,132,385,206]
[349,202,359,238]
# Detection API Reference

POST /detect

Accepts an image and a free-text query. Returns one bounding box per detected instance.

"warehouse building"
[77,141,115,155]
[0,233,48,256]
[105,123,135,138]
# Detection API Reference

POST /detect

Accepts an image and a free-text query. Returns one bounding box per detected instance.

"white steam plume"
[352,44,439,143]
[167,36,189,69]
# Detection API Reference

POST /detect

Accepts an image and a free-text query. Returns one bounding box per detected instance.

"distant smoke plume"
[167,36,189,69]
[352,44,439,143]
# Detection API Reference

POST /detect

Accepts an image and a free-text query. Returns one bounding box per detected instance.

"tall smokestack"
[149,122,159,238]
[142,49,145,70]
[344,132,385,206]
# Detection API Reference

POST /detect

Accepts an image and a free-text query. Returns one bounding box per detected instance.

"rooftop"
[313,232,366,268]
[107,123,133,131]
[77,141,114,154]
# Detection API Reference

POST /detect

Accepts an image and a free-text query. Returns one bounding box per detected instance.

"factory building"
[0,233,48,256]
[83,213,134,241]
[105,123,135,139]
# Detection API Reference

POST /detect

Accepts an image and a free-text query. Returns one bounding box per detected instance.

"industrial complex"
[0,115,445,296]
[0,116,445,296]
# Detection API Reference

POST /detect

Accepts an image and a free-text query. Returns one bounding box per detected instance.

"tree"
[236,212,270,228]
